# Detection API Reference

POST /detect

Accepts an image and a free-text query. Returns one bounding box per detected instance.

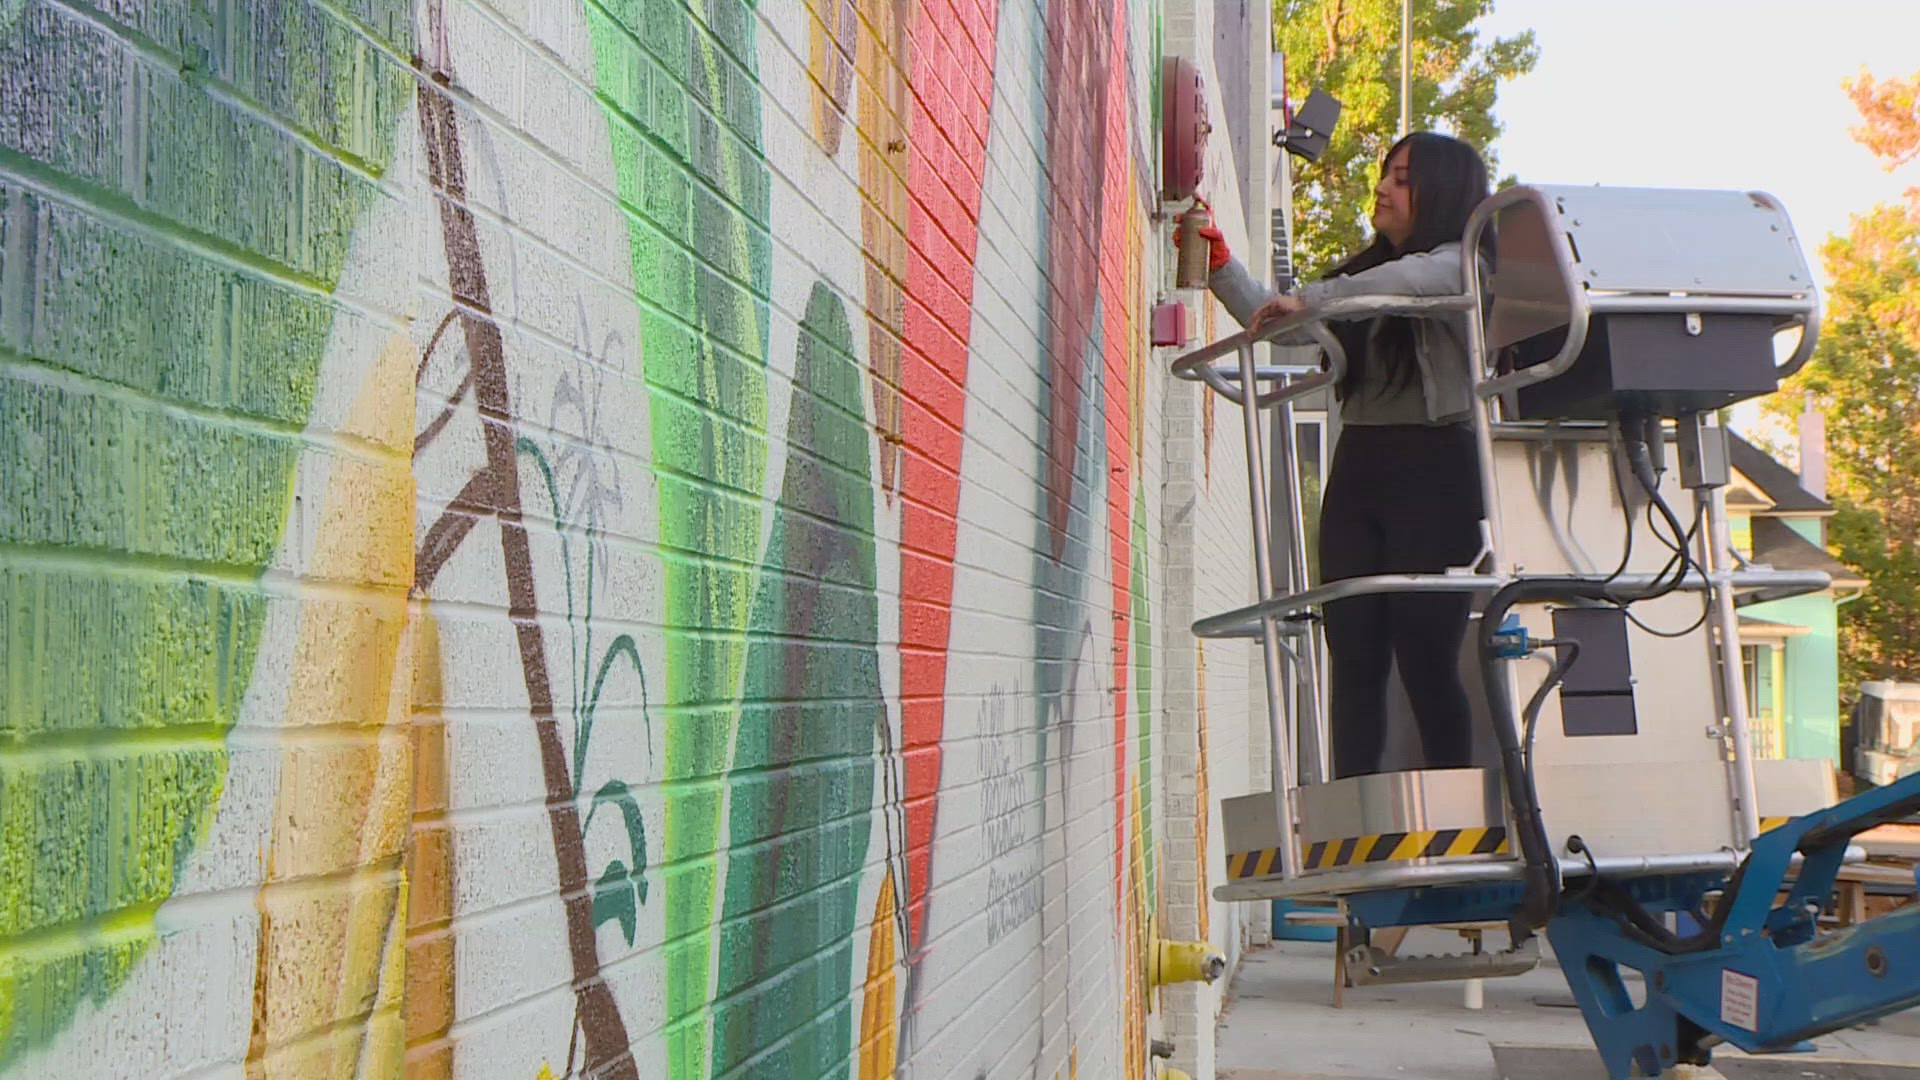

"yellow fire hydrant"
[1146,918,1227,987]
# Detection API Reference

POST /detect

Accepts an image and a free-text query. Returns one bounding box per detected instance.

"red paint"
[1097,3,1135,931]
[1041,0,1116,560]
[897,0,1000,952]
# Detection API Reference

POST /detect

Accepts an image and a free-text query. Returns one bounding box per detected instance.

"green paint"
[1131,480,1154,899]
[584,2,772,1074]
[713,282,878,1079]
[1745,593,1845,766]
[518,433,656,949]
[0,1,409,1062]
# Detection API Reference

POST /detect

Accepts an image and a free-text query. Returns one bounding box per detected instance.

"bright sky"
[1475,0,1920,293]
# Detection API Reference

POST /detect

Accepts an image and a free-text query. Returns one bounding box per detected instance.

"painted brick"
[0,1,1276,1076]
[0,567,260,739]
[0,745,226,936]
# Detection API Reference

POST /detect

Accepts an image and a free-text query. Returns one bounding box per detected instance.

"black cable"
[1600,441,1637,586]
[1561,834,1604,906]
[1644,487,1704,574]
[1519,422,1745,957]
[1480,416,1743,940]
[1521,638,1581,781]
[1623,474,1713,638]
[1576,855,1750,956]
[1641,498,1691,589]
[1479,577,1634,936]
[1625,595,1714,639]
[1611,428,1693,604]
[1479,513,1720,934]
[1606,418,1715,637]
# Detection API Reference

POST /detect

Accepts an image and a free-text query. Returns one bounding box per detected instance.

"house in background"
[1726,431,1868,768]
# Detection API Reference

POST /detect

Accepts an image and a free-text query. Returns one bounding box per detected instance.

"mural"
[412,12,640,1070]
[0,0,1245,1076]
[0,0,415,1066]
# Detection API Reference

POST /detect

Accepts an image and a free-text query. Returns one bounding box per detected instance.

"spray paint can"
[1175,201,1211,290]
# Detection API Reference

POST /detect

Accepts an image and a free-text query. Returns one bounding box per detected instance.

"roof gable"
[1727,432,1832,514]
[1750,516,1866,587]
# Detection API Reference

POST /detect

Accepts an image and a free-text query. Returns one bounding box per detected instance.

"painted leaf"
[591,860,638,946]
[714,282,881,1077]
[589,779,649,907]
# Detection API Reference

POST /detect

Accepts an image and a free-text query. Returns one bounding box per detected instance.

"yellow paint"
[856,871,901,1080]
[848,0,913,495]
[536,1066,558,1080]
[854,0,911,499]
[1274,827,1510,873]
[246,336,420,1078]
[1123,783,1148,1077]
[1194,642,1211,939]
[807,0,856,152]
[1389,832,1426,861]
[1730,511,1753,558]
[404,603,456,1079]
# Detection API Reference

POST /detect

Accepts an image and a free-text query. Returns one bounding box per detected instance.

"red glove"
[1180,197,1231,271]
[1198,221,1231,271]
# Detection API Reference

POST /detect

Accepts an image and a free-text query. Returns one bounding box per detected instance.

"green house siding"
[1744,592,1842,766]
[1781,517,1823,545]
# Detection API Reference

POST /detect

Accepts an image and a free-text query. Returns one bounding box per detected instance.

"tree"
[1847,68,1920,197]
[1769,69,1920,687]
[1275,0,1537,275]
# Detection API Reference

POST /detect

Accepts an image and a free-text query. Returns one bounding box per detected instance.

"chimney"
[1800,393,1827,500]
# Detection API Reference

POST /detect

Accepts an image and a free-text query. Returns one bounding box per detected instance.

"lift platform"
[1175,184,1920,1077]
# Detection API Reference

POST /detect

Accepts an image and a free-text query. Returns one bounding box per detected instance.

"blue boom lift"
[1176,184,1920,1077]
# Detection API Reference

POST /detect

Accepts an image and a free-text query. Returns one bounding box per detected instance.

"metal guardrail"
[1169,292,1476,405]
[1173,183,1826,884]
[1192,568,1834,641]
[1214,844,1868,904]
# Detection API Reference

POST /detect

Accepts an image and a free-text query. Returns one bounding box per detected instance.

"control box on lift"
[1487,187,1814,421]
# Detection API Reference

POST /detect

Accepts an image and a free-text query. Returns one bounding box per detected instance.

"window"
[1741,643,1783,758]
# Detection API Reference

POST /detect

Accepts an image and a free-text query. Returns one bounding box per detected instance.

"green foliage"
[588,780,650,945]
[1829,506,1920,688]
[1772,199,1920,686]
[1275,0,1537,275]
[518,433,656,947]
[1770,67,1920,687]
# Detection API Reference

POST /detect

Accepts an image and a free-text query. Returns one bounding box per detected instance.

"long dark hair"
[1326,131,1492,400]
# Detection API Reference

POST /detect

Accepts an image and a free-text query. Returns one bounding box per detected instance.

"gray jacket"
[1208,241,1484,423]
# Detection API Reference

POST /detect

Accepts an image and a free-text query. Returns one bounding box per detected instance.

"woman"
[1200,131,1493,780]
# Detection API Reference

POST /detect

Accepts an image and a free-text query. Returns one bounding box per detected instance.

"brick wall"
[0,1,1272,1076]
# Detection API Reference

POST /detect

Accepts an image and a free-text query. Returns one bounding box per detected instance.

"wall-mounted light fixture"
[1275,88,1342,164]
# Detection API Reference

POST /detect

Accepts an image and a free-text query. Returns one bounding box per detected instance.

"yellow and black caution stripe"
[1227,826,1509,880]
[1226,847,1285,880]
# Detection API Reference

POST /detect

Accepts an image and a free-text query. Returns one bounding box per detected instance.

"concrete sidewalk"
[1215,930,1920,1080]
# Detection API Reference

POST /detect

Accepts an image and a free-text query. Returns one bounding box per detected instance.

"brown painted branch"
[413,468,491,593]
[414,49,639,1078]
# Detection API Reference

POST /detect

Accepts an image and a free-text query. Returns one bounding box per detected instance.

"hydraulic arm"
[1549,771,1920,1078]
